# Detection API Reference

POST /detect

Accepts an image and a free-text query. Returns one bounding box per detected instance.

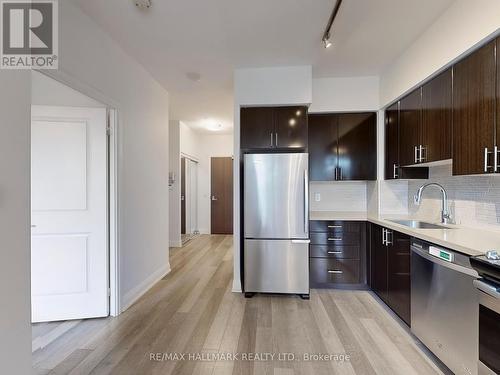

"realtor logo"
[1,0,58,69]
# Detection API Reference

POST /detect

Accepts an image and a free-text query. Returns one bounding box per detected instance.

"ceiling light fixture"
[322,0,343,49]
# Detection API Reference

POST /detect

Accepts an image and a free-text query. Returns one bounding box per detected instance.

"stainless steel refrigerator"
[243,153,310,296]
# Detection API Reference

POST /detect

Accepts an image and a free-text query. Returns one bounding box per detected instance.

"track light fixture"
[322,0,343,49]
[322,34,332,49]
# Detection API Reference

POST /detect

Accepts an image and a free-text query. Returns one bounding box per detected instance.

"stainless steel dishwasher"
[411,239,479,375]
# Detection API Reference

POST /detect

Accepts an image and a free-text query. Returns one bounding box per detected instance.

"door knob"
[211,196,218,201]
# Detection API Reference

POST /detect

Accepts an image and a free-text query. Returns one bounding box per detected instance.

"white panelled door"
[31,105,108,322]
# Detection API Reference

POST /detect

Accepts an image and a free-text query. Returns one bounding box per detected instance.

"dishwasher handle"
[474,279,500,299]
[411,246,478,278]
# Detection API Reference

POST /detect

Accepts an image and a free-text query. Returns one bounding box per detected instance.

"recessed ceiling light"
[186,72,202,82]
[134,0,152,9]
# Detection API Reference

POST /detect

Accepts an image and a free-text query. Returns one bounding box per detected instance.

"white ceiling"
[72,0,455,134]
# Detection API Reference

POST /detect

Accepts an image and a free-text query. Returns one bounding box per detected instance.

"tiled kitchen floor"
[33,235,444,375]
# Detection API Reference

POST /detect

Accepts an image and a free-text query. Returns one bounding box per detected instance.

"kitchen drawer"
[310,258,360,285]
[310,221,362,233]
[310,232,360,246]
[309,245,360,259]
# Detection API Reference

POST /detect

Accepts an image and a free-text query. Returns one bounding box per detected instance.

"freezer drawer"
[244,153,308,239]
[244,239,309,294]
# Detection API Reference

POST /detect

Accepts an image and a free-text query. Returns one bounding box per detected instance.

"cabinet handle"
[484,148,493,172]
[328,270,343,274]
[334,167,338,181]
[419,145,426,162]
[327,251,343,254]
[495,146,499,173]
[386,230,393,246]
[339,168,343,180]
[393,164,399,179]
[382,228,386,245]
[275,132,278,147]
[327,237,342,241]
[414,146,419,164]
[270,132,273,147]
[327,225,342,228]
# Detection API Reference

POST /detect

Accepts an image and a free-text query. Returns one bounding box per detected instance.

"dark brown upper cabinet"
[385,103,399,180]
[337,113,377,181]
[452,40,496,175]
[274,106,308,149]
[497,37,500,170]
[308,114,337,181]
[399,88,422,166]
[240,106,308,150]
[422,68,452,163]
[385,102,428,180]
[308,112,376,181]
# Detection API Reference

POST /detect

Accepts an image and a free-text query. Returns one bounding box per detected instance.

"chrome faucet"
[414,183,453,225]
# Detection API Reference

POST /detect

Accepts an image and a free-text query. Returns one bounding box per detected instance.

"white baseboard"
[120,264,171,313]
[232,278,242,293]
[169,239,182,248]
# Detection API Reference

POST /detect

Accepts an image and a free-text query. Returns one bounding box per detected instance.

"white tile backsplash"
[408,164,500,229]
[379,180,409,215]
[309,182,367,212]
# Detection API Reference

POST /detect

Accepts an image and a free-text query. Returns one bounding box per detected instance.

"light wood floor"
[32,234,444,375]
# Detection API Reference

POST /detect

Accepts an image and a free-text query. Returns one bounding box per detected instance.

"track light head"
[323,36,332,49]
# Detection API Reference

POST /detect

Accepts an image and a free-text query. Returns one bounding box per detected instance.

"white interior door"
[31,105,108,322]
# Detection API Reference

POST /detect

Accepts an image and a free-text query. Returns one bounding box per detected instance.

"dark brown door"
[385,102,400,179]
[421,68,452,163]
[387,231,411,326]
[371,224,388,303]
[337,112,377,180]
[399,88,422,166]
[240,107,274,150]
[308,114,337,181]
[210,157,233,234]
[181,157,186,235]
[274,106,308,149]
[453,40,496,175]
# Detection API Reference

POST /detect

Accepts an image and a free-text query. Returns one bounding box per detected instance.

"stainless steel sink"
[388,219,454,229]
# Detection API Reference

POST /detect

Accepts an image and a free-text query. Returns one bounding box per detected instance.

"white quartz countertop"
[310,211,500,257]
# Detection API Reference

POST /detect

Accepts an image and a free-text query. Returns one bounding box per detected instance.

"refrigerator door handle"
[292,239,311,244]
[304,169,309,235]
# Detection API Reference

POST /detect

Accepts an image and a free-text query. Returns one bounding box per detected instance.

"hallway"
[33,235,443,374]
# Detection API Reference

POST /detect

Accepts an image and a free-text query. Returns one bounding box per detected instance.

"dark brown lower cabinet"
[370,224,411,326]
[370,224,388,303]
[387,231,411,325]
[310,221,367,288]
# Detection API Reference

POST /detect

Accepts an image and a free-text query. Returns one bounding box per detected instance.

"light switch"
[314,193,321,202]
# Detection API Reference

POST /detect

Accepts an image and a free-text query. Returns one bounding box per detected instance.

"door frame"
[33,70,120,317]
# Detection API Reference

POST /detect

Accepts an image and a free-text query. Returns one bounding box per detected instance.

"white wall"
[31,71,105,107]
[51,2,171,311]
[234,66,312,106]
[380,0,500,106]
[233,66,313,292]
[309,76,379,113]
[0,71,32,375]
[169,121,182,247]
